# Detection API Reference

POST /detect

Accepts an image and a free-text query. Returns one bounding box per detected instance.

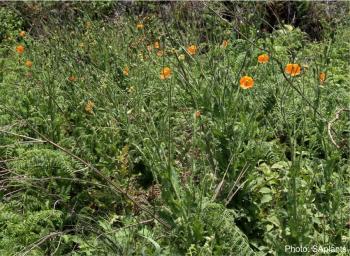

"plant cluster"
[0,2,349,255]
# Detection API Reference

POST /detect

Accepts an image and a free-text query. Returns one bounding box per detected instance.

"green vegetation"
[0,2,349,255]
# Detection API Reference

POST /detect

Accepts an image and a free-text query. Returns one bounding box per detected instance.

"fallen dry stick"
[327,108,350,149]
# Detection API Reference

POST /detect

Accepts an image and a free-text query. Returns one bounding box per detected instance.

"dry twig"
[327,108,350,149]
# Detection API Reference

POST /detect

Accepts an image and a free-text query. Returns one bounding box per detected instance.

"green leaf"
[271,161,288,169]
[260,194,272,204]
[258,163,271,176]
[266,224,274,232]
[266,215,280,227]
[139,235,161,255]
[259,187,271,194]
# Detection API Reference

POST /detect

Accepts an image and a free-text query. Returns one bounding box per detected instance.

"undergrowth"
[0,2,349,255]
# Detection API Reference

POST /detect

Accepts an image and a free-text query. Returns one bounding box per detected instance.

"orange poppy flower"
[285,64,301,77]
[123,66,129,76]
[85,100,95,114]
[136,23,144,30]
[25,60,32,68]
[221,40,229,48]
[19,31,26,37]
[319,72,326,83]
[68,76,77,82]
[195,110,201,118]
[258,54,269,64]
[187,44,197,55]
[160,67,172,80]
[239,76,254,89]
[16,45,25,54]
[154,41,160,49]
